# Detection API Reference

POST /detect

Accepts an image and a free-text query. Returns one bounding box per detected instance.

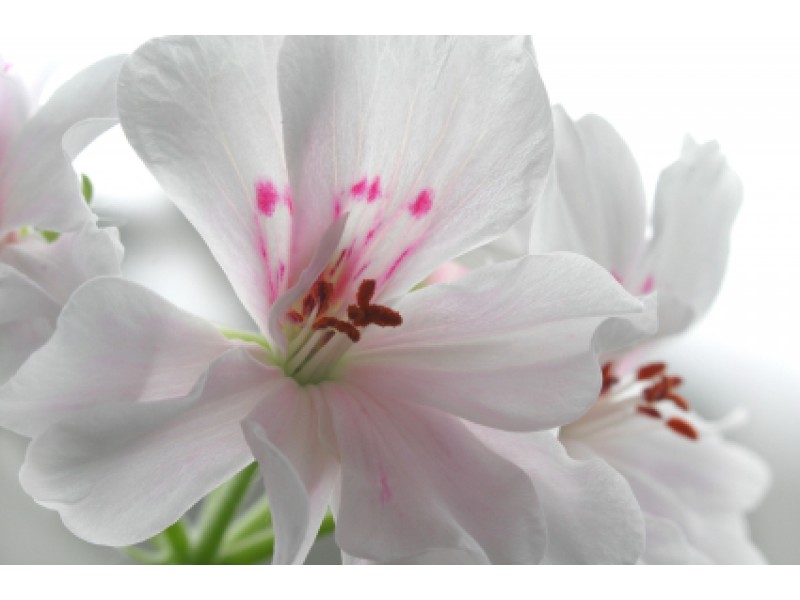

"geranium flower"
[0,55,125,384]
[0,37,651,564]
[467,105,769,563]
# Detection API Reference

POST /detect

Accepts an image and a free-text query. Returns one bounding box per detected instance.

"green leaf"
[81,174,93,204]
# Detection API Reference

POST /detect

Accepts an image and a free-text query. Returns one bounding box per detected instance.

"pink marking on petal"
[283,186,294,216]
[640,275,655,295]
[611,270,623,285]
[278,261,286,281]
[385,247,412,282]
[379,468,393,505]
[365,226,378,244]
[333,195,342,219]
[2,63,11,74]
[409,188,433,218]
[426,261,469,285]
[351,177,368,197]
[354,262,369,280]
[256,180,280,216]
[367,177,382,202]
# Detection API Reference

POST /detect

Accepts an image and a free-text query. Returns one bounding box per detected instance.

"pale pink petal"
[0,265,59,384]
[323,382,546,564]
[0,63,30,164]
[117,37,289,333]
[0,55,125,234]
[529,106,647,280]
[646,137,743,335]
[0,223,122,304]
[279,36,553,300]
[0,277,234,437]
[472,427,645,564]
[20,348,280,546]
[243,388,338,565]
[346,253,647,431]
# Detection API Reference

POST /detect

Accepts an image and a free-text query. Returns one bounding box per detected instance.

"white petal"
[0,277,234,437]
[529,106,647,281]
[323,382,546,564]
[243,387,338,565]
[0,223,122,304]
[640,515,711,564]
[20,348,278,546]
[0,55,125,234]
[279,36,553,299]
[346,253,647,431]
[0,65,30,164]
[474,427,645,564]
[647,137,743,334]
[0,265,58,384]
[117,36,289,333]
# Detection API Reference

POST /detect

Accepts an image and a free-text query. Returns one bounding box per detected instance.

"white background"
[1,1,798,564]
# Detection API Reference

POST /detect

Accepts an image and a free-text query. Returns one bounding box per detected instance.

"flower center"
[280,278,402,385]
[562,361,699,442]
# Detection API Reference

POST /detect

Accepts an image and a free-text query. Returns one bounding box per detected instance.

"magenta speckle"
[351,177,368,197]
[333,196,342,219]
[379,468,392,505]
[368,177,382,202]
[278,262,286,281]
[640,275,655,294]
[409,188,433,218]
[385,247,412,282]
[256,180,280,216]
[365,226,378,244]
[283,187,294,216]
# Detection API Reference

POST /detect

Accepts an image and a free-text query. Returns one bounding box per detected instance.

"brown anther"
[666,417,699,440]
[637,405,662,419]
[357,279,376,308]
[364,305,402,327]
[665,375,683,388]
[347,305,369,327]
[313,316,361,343]
[637,362,667,380]
[665,392,690,411]
[286,310,304,324]
[315,280,334,315]
[302,293,316,317]
[601,363,619,395]
[643,379,668,402]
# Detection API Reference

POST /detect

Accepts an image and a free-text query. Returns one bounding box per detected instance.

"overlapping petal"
[117,37,288,333]
[0,55,125,234]
[279,36,553,300]
[323,382,546,564]
[346,253,647,431]
[0,63,30,164]
[0,277,235,436]
[20,348,280,546]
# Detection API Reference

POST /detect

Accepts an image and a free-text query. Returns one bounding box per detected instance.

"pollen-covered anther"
[601,362,619,395]
[356,279,376,308]
[315,280,334,315]
[313,316,361,343]
[637,405,662,419]
[346,279,403,329]
[286,310,304,324]
[666,417,699,441]
[637,362,667,380]
[665,392,690,411]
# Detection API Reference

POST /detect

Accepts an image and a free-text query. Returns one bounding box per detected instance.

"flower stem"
[225,499,273,544]
[218,327,271,351]
[219,529,275,565]
[192,463,259,564]
[162,519,192,564]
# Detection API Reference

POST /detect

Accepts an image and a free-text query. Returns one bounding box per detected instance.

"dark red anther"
[601,363,619,395]
[637,362,667,380]
[643,379,668,402]
[302,293,316,317]
[665,375,684,388]
[665,392,690,411]
[357,279,376,308]
[365,305,402,327]
[637,405,662,419]
[666,417,699,440]
[313,316,361,343]
[347,305,369,327]
[286,310,304,324]
[315,280,334,315]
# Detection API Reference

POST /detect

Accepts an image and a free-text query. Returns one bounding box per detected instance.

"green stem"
[161,519,192,564]
[192,463,259,564]
[123,545,169,565]
[219,529,275,565]
[317,512,336,539]
[226,499,273,544]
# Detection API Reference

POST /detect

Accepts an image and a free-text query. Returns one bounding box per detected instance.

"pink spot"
[256,180,280,216]
[409,188,433,218]
[2,62,11,74]
[367,177,382,202]
[426,261,469,285]
[257,232,268,259]
[640,275,655,295]
[333,196,342,219]
[278,262,286,281]
[379,468,392,505]
[351,177,368,197]
[365,226,378,244]
[385,247,412,282]
[283,187,294,216]
[611,270,623,285]
[354,262,369,280]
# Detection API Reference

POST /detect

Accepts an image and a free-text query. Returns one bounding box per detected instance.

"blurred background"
[1,3,798,564]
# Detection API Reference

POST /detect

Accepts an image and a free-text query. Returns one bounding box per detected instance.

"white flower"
[0,56,125,384]
[0,37,650,564]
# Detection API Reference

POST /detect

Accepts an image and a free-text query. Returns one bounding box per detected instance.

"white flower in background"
[468,105,770,563]
[0,55,125,384]
[0,36,651,564]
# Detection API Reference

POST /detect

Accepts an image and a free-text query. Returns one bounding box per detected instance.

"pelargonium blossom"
[467,105,770,563]
[1,37,652,564]
[0,55,125,384]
